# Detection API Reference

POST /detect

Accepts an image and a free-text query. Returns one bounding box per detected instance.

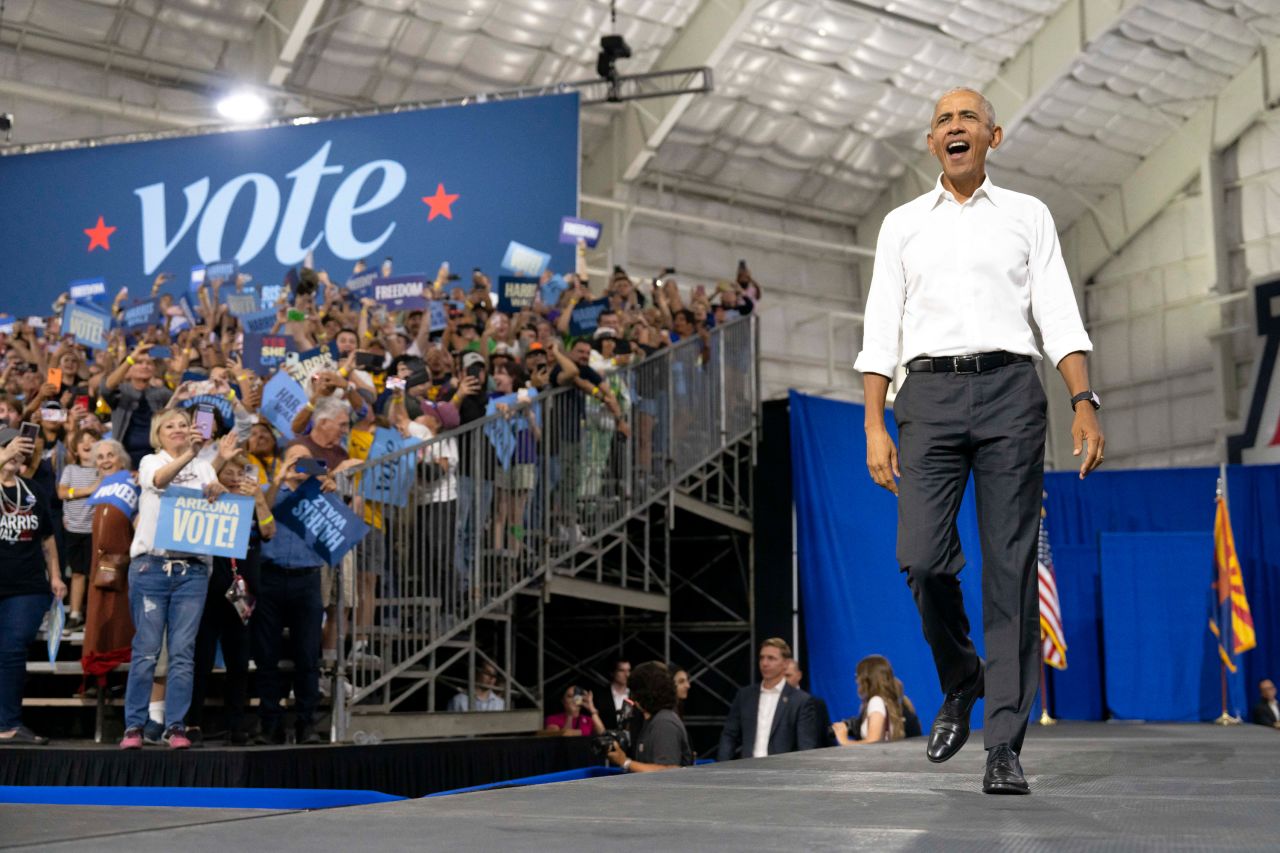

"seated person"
[833,655,907,745]
[542,683,605,737]
[606,661,693,772]
[447,661,506,712]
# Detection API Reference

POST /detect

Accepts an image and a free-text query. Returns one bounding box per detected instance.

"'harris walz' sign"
[1228,277,1280,464]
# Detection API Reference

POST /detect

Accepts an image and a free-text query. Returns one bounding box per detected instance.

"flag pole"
[1212,473,1241,726]
[1038,659,1056,726]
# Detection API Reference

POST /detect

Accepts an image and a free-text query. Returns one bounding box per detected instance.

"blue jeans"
[454,475,493,584]
[123,555,209,730]
[0,593,49,730]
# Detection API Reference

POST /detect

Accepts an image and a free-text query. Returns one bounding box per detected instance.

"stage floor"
[6,723,1279,851]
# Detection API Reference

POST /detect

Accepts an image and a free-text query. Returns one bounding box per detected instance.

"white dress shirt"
[854,175,1092,378]
[1269,699,1278,721]
[753,680,785,758]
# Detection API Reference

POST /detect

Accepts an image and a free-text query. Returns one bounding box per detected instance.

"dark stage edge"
[7,723,1280,852]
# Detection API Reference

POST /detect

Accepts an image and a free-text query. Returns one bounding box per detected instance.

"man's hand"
[456,375,481,398]
[203,481,227,502]
[1072,405,1105,479]
[50,572,68,600]
[605,739,628,768]
[866,427,900,496]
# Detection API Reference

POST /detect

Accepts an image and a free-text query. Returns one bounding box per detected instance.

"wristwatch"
[1070,390,1101,411]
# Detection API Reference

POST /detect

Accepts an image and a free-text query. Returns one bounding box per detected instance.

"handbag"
[92,550,129,591]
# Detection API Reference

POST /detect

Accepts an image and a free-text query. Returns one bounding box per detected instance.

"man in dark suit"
[1252,679,1279,729]
[784,658,835,748]
[717,638,818,761]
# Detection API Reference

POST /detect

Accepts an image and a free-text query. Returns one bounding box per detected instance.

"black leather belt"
[906,351,1032,374]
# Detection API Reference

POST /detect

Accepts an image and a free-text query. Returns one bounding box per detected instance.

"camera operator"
[606,661,692,773]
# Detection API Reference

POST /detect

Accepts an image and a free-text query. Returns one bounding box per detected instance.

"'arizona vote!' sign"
[153,487,254,559]
[0,95,579,317]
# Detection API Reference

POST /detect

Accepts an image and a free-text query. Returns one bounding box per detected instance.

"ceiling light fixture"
[216,90,269,123]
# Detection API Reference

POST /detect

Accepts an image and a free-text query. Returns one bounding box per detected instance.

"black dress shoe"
[254,726,286,746]
[926,661,984,763]
[983,744,1030,795]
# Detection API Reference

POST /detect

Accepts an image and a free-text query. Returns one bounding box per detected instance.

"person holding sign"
[254,444,330,746]
[120,409,231,751]
[0,428,65,745]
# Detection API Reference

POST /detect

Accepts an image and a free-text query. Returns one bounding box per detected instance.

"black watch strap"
[1070,390,1100,411]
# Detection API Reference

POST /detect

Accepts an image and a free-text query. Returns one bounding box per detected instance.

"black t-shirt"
[549,363,604,443]
[0,478,54,599]
[124,393,153,456]
[635,708,693,767]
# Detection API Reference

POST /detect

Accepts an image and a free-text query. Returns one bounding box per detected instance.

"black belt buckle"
[953,355,980,374]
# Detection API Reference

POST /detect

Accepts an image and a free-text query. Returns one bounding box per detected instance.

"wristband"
[591,387,601,397]
[68,487,75,498]
[305,401,316,411]
[126,356,135,366]
[260,514,274,526]
[339,367,350,378]
[622,759,632,772]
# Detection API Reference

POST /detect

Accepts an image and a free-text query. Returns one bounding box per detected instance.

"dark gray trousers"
[894,360,1045,753]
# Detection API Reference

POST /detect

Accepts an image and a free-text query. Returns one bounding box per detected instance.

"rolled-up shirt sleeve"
[853,213,906,378]
[1028,202,1092,367]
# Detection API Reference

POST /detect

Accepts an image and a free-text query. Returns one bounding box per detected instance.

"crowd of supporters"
[0,245,759,748]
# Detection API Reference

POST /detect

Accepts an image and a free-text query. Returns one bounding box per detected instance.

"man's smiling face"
[926,89,1002,191]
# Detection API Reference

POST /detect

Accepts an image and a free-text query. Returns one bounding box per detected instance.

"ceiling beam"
[253,0,329,88]
[1060,36,1279,284]
[581,0,766,195]
[855,0,1139,245]
[0,77,207,128]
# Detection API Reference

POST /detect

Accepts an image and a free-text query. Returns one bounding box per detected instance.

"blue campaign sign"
[0,95,578,317]
[242,307,277,335]
[569,297,610,336]
[63,302,111,349]
[346,269,378,292]
[559,217,602,248]
[259,284,283,309]
[276,478,370,565]
[205,259,238,283]
[120,299,159,330]
[501,241,551,277]
[245,332,290,373]
[496,276,539,314]
[225,289,259,317]
[372,275,429,311]
[357,427,419,508]
[69,277,108,303]
[427,300,448,332]
[0,314,13,335]
[153,487,254,559]
[260,370,308,440]
[86,470,141,520]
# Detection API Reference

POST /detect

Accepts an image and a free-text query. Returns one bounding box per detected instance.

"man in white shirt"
[596,660,632,732]
[855,88,1105,795]
[447,661,507,712]
[716,638,818,761]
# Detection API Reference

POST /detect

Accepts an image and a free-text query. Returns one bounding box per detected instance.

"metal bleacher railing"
[330,313,758,741]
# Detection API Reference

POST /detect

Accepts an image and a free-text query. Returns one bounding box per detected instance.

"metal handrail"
[328,314,757,738]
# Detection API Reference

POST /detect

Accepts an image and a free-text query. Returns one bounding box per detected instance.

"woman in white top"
[832,655,907,745]
[120,408,235,751]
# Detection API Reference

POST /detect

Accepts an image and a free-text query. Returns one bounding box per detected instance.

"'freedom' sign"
[153,487,254,559]
[372,275,429,311]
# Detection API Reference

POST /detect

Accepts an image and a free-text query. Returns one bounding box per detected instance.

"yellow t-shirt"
[347,428,384,530]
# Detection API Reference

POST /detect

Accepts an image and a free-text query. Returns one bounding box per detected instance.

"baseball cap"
[462,352,486,370]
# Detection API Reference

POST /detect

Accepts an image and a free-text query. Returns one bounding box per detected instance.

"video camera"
[590,696,636,759]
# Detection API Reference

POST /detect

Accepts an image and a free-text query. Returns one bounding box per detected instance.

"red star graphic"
[422,184,460,221]
[84,216,117,252]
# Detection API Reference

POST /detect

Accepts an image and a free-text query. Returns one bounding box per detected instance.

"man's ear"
[989,125,1003,150]
[925,131,938,159]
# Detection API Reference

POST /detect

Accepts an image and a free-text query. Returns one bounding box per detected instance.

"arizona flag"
[1037,512,1067,670]
[1209,496,1256,672]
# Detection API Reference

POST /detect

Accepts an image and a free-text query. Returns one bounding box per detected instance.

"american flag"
[1038,512,1067,670]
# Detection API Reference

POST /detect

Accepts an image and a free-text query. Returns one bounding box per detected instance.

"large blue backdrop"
[0,95,579,316]
[791,390,1280,731]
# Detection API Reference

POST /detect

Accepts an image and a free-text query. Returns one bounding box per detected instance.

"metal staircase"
[332,315,758,742]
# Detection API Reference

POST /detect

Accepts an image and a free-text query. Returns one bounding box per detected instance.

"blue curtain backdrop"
[790,391,1280,726]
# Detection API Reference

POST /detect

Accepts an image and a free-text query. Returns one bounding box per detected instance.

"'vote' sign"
[153,487,254,559]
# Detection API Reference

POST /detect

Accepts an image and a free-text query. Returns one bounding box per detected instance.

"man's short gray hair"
[937,87,996,129]
[312,395,350,424]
